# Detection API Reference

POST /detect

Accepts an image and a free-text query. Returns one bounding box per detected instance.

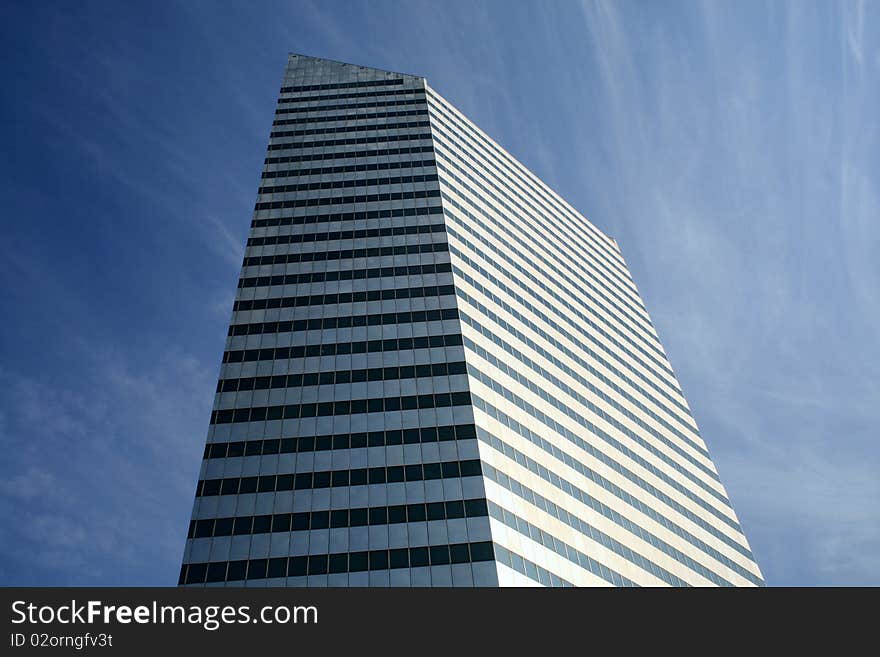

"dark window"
[247,559,267,580]
[226,560,247,581]
[185,563,207,584]
[387,505,407,524]
[429,545,450,565]
[308,555,328,576]
[450,543,470,564]
[407,504,426,522]
[272,514,291,533]
[465,498,488,517]
[409,547,429,568]
[311,511,329,530]
[369,507,388,525]
[350,469,368,486]
[206,562,227,583]
[292,513,310,531]
[423,463,442,480]
[213,517,234,536]
[460,460,482,477]
[349,509,368,526]
[194,519,214,538]
[268,557,287,579]
[445,500,465,519]
[288,556,308,577]
[470,542,495,562]
[441,461,460,478]
[389,548,409,569]
[252,515,272,534]
[386,466,405,483]
[369,550,389,571]
[348,551,369,572]
[330,509,348,528]
[426,502,445,521]
[328,553,348,574]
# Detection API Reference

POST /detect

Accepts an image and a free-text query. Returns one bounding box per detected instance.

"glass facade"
[179,53,763,587]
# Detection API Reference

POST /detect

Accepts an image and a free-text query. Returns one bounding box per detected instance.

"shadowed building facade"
[179,54,764,587]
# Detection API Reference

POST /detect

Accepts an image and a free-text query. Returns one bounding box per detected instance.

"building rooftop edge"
[286,52,425,83]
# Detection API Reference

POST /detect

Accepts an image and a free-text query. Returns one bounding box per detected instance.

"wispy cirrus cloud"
[559,0,880,585]
[0,343,214,585]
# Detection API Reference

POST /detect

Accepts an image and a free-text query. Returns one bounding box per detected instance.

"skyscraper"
[179,54,763,587]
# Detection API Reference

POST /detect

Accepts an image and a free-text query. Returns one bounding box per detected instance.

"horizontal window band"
[477,425,759,584]
[445,207,674,382]
[432,133,637,302]
[223,332,463,364]
[449,236,670,389]
[468,364,727,501]
[227,307,459,337]
[202,423,477,460]
[467,353,721,488]
[237,261,452,288]
[442,198,663,368]
[267,132,433,152]
[275,98,426,116]
[260,158,436,181]
[280,77,404,94]
[456,288,695,436]
[194,457,482,496]
[492,465,737,587]
[478,418,751,560]
[231,283,455,312]
[427,99,629,281]
[463,331,710,462]
[209,390,473,424]
[179,540,495,584]
[459,308,702,456]
[272,108,428,127]
[493,545,574,587]
[258,173,438,195]
[472,393,742,536]
[264,144,434,165]
[270,119,430,139]
[247,221,445,245]
[490,503,639,587]
[188,498,489,539]
[250,203,441,228]
[436,169,651,332]
[254,188,441,211]
[454,266,687,419]
[277,87,423,106]
[217,360,468,393]
[242,241,448,267]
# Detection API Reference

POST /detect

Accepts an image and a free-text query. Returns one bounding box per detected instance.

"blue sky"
[0,0,877,586]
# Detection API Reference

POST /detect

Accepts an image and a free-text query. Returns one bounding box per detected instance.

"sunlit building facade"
[179,54,763,587]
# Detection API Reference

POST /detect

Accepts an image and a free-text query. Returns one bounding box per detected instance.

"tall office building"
[179,54,763,587]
